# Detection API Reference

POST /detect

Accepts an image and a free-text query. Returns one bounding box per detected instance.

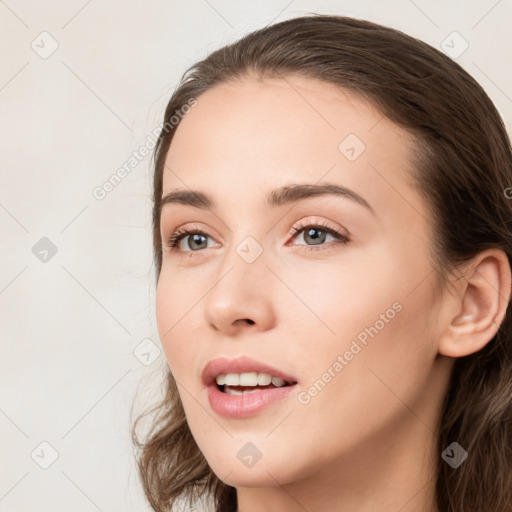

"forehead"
[162,75,426,222]
[166,75,386,166]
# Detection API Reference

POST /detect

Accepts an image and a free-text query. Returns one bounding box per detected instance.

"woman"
[132,14,512,512]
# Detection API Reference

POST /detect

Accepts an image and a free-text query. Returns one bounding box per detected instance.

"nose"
[203,248,277,335]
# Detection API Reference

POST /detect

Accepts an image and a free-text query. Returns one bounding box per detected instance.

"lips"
[201,356,298,387]
[202,356,299,418]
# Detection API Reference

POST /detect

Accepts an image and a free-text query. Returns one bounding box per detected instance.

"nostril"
[245,319,255,325]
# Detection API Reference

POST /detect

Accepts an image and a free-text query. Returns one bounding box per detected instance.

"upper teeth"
[215,372,287,387]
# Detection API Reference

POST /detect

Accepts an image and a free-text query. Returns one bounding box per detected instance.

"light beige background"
[1,1,511,511]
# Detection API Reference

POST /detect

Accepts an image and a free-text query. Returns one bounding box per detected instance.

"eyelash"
[165,220,350,255]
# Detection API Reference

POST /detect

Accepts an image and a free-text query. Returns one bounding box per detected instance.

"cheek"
[155,271,201,378]
[296,276,436,444]
[291,247,436,417]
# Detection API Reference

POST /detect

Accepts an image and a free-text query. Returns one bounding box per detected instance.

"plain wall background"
[1,1,511,511]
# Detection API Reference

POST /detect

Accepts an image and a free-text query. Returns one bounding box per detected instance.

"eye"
[165,224,218,253]
[164,220,350,255]
[288,221,350,251]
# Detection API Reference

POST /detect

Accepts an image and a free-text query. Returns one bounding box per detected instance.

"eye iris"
[188,233,208,250]
[304,228,326,245]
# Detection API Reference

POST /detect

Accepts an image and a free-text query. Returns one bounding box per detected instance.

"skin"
[155,75,511,512]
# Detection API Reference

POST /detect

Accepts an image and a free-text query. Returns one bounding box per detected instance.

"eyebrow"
[160,182,375,216]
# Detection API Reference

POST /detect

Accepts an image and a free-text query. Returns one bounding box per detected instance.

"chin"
[204,449,305,489]
[217,466,291,488]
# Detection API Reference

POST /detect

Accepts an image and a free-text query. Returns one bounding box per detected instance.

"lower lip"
[206,384,297,418]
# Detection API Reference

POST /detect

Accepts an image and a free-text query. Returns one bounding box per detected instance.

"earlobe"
[438,249,512,358]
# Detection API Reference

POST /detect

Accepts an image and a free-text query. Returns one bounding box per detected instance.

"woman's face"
[156,75,449,487]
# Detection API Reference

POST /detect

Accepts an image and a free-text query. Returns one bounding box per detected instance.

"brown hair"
[131,14,512,512]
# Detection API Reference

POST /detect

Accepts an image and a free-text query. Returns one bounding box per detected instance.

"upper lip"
[201,356,298,386]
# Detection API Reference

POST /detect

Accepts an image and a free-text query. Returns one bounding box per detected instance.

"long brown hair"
[131,14,512,512]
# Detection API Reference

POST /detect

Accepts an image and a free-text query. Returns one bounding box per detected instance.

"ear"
[438,249,512,358]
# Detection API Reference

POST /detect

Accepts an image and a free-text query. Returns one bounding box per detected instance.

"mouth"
[202,356,299,418]
[202,356,298,389]
[215,371,296,396]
